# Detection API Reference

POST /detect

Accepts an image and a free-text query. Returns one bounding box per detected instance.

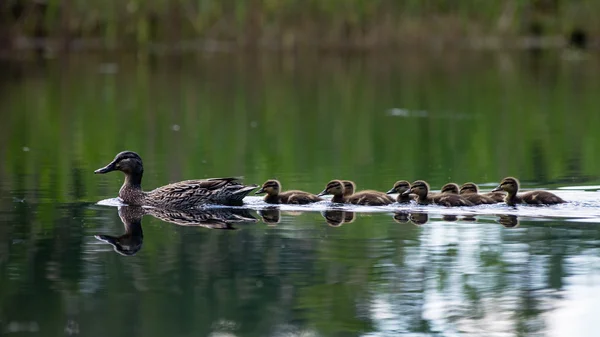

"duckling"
[491,177,565,206]
[318,180,392,205]
[386,180,413,203]
[460,182,504,203]
[317,180,347,203]
[255,179,322,204]
[455,182,498,205]
[440,182,479,206]
[402,180,473,207]
[342,180,395,205]
[341,180,356,197]
[94,151,257,209]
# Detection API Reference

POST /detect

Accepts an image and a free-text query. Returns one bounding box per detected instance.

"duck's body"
[492,177,566,206]
[404,180,473,207]
[95,151,257,209]
[386,180,413,203]
[255,180,322,204]
[456,182,498,205]
[342,180,394,205]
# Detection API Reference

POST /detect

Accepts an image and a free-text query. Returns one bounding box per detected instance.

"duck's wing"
[147,177,257,206]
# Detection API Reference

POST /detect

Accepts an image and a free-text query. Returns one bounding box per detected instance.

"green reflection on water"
[1,51,600,336]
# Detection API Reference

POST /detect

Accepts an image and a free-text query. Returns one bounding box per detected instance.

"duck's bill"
[254,188,265,194]
[94,161,116,174]
[386,188,396,194]
[491,186,502,192]
[401,190,413,196]
[317,190,328,197]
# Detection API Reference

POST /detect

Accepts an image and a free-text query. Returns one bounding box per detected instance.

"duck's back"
[483,191,506,203]
[519,191,565,205]
[461,193,496,205]
[347,191,393,206]
[432,194,473,207]
[147,177,257,208]
[279,190,322,204]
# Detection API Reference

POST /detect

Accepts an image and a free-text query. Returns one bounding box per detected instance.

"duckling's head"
[255,179,281,196]
[440,183,460,194]
[95,151,143,176]
[318,180,344,197]
[459,182,479,194]
[492,177,520,194]
[341,180,356,196]
[387,180,411,194]
[403,180,429,198]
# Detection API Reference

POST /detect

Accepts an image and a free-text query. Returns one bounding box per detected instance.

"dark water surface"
[1,51,600,336]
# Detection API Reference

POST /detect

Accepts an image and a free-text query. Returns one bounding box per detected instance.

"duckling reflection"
[392,211,409,223]
[95,206,145,256]
[409,212,429,226]
[321,210,346,227]
[258,208,280,224]
[462,215,477,222]
[498,215,520,228]
[343,211,356,224]
[442,214,458,222]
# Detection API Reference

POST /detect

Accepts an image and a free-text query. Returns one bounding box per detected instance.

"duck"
[448,182,497,205]
[491,177,566,206]
[386,180,413,203]
[402,180,473,207]
[94,151,257,209]
[255,179,322,204]
[342,180,395,205]
[460,182,505,203]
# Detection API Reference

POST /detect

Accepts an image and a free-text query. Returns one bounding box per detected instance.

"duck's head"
[403,180,429,198]
[341,180,356,196]
[440,183,460,194]
[255,179,281,195]
[492,177,519,194]
[459,182,479,194]
[318,180,344,197]
[386,180,411,194]
[95,151,143,176]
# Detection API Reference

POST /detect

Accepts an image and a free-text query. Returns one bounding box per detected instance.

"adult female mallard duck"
[491,177,565,206]
[94,151,257,209]
[317,180,393,206]
[460,182,504,203]
[402,180,473,206]
[255,179,322,204]
[447,182,497,205]
[386,180,413,203]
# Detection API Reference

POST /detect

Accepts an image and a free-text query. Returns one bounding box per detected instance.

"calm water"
[1,50,600,337]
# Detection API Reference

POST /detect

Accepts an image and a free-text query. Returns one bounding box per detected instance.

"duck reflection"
[258,208,280,224]
[498,214,520,228]
[95,206,145,256]
[96,206,258,255]
[409,212,429,226]
[442,214,458,222]
[392,211,409,223]
[321,210,346,227]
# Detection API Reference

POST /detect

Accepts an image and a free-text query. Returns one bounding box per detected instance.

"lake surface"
[1,50,600,336]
